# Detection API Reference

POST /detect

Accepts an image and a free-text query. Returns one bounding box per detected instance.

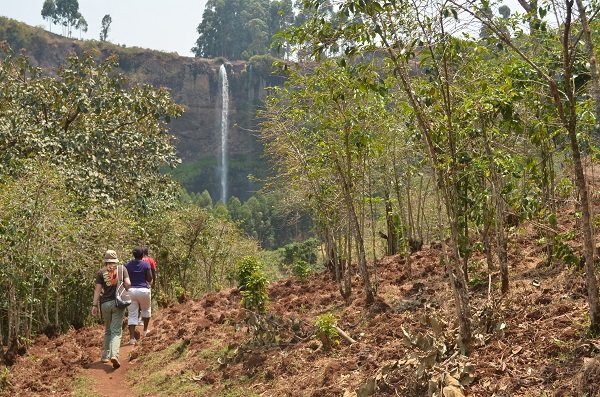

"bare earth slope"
[3,207,600,396]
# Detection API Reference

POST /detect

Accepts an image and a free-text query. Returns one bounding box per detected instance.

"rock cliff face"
[0,17,281,200]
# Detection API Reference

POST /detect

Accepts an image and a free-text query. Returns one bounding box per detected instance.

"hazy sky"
[0,0,209,57]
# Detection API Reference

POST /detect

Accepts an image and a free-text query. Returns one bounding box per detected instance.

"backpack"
[115,265,132,309]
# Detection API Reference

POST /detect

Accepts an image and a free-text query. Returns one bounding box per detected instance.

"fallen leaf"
[442,385,465,397]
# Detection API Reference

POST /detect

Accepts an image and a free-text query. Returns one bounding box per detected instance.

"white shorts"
[127,287,151,325]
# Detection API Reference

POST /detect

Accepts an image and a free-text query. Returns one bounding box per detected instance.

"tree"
[193,0,296,60]
[261,60,393,304]
[75,15,87,39]
[41,0,56,31]
[100,14,112,41]
[451,0,600,334]
[55,0,80,37]
[41,0,82,37]
[498,5,511,19]
[0,44,183,208]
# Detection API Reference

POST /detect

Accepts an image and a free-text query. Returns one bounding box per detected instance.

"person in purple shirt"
[125,246,153,345]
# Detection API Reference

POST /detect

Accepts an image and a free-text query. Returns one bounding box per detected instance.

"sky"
[0,0,209,57]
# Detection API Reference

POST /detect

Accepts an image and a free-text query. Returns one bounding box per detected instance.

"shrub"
[315,312,339,351]
[236,256,269,313]
[292,260,312,280]
[0,367,11,391]
[173,285,188,304]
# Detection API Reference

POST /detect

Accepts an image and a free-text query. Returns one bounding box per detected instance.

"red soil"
[2,205,600,396]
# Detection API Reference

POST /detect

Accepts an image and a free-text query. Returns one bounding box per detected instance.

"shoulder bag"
[115,265,132,309]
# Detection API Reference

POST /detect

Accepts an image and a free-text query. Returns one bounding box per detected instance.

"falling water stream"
[219,64,229,203]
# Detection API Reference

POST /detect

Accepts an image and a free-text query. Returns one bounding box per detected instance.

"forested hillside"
[2,0,600,396]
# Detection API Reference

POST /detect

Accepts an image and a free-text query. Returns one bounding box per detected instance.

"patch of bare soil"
[3,204,600,396]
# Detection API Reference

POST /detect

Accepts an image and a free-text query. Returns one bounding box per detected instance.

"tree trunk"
[385,194,398,255]
[568,127,600,332]
[482,122,509,293]
[406,173,416,242]
[344,226,352,302]
[561,1,600,333]
[574,0,600,135]
[336,131,375,305]
[482,198,494,273]
[444,181,473,352]
[539,137,557,266]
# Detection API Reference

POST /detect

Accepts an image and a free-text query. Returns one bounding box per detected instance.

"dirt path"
[86,344,137,397]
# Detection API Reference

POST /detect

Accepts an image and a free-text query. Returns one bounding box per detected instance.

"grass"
[126,337,265,396]
[197,341,230,361]
[127,340,208,396]
[70,376,102,397]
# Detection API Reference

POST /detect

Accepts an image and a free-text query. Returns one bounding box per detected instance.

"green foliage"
[100,14,111,41]
[226,191,313,250]
[278,238,319,266]
[173,285,188,304]
[292,260,312,280]
[0,367,11,392]
[193,0,295,60]
[40,0,83,37]
[550,232,579,266]
[0,44,183,209]
[146,204,259,301]
[315,312,339,350]
[236,256,269,313]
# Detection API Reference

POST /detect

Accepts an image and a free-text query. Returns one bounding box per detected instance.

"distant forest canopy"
[193,0,311,60]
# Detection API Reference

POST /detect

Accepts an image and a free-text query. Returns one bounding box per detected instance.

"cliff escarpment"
[0,17,282,200]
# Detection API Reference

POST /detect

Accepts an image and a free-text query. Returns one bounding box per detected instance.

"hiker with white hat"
[91,249,131,369]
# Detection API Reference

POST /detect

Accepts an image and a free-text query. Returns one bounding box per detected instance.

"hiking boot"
[101,357,109,363]
[128,338,137,345]
[142,329,151,337]
[110,357,120,369]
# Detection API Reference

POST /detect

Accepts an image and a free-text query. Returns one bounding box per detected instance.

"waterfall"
[218,64,229,203]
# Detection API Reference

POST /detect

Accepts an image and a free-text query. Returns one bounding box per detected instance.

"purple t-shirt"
[125,259,151,288]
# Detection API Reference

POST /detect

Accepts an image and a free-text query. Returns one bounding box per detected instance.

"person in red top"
[142,246,156,287]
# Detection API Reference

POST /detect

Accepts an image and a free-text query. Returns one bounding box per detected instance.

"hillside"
[2,195,599,397]
[0,16,281,200]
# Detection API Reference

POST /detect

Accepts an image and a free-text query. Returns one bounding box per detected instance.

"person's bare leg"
[128,325,136,341]
[143,317,150,334]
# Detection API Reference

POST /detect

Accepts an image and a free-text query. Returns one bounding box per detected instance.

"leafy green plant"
[551,232,579,266]
[468,274,485,289]
[173,285,188,304]
[315,312,339,351]
[0,367,11,392]
[236,256,269,313]
[292,260,312,280]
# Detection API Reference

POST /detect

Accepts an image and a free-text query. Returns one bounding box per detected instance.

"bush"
[277,238,320,276]
[236,256,269,313]
[315,312,339,351]
[0,367,11,391]
[292,260,312,280]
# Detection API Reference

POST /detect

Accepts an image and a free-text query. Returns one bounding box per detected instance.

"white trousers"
[127,287,151,325]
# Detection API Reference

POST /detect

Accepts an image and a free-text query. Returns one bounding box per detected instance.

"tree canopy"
[192,0,295,60]
[0,44,183,208]
[40,0,84,37]
[100,14,112,42]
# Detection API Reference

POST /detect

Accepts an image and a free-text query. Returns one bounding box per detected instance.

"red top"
[143,256,157,271]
